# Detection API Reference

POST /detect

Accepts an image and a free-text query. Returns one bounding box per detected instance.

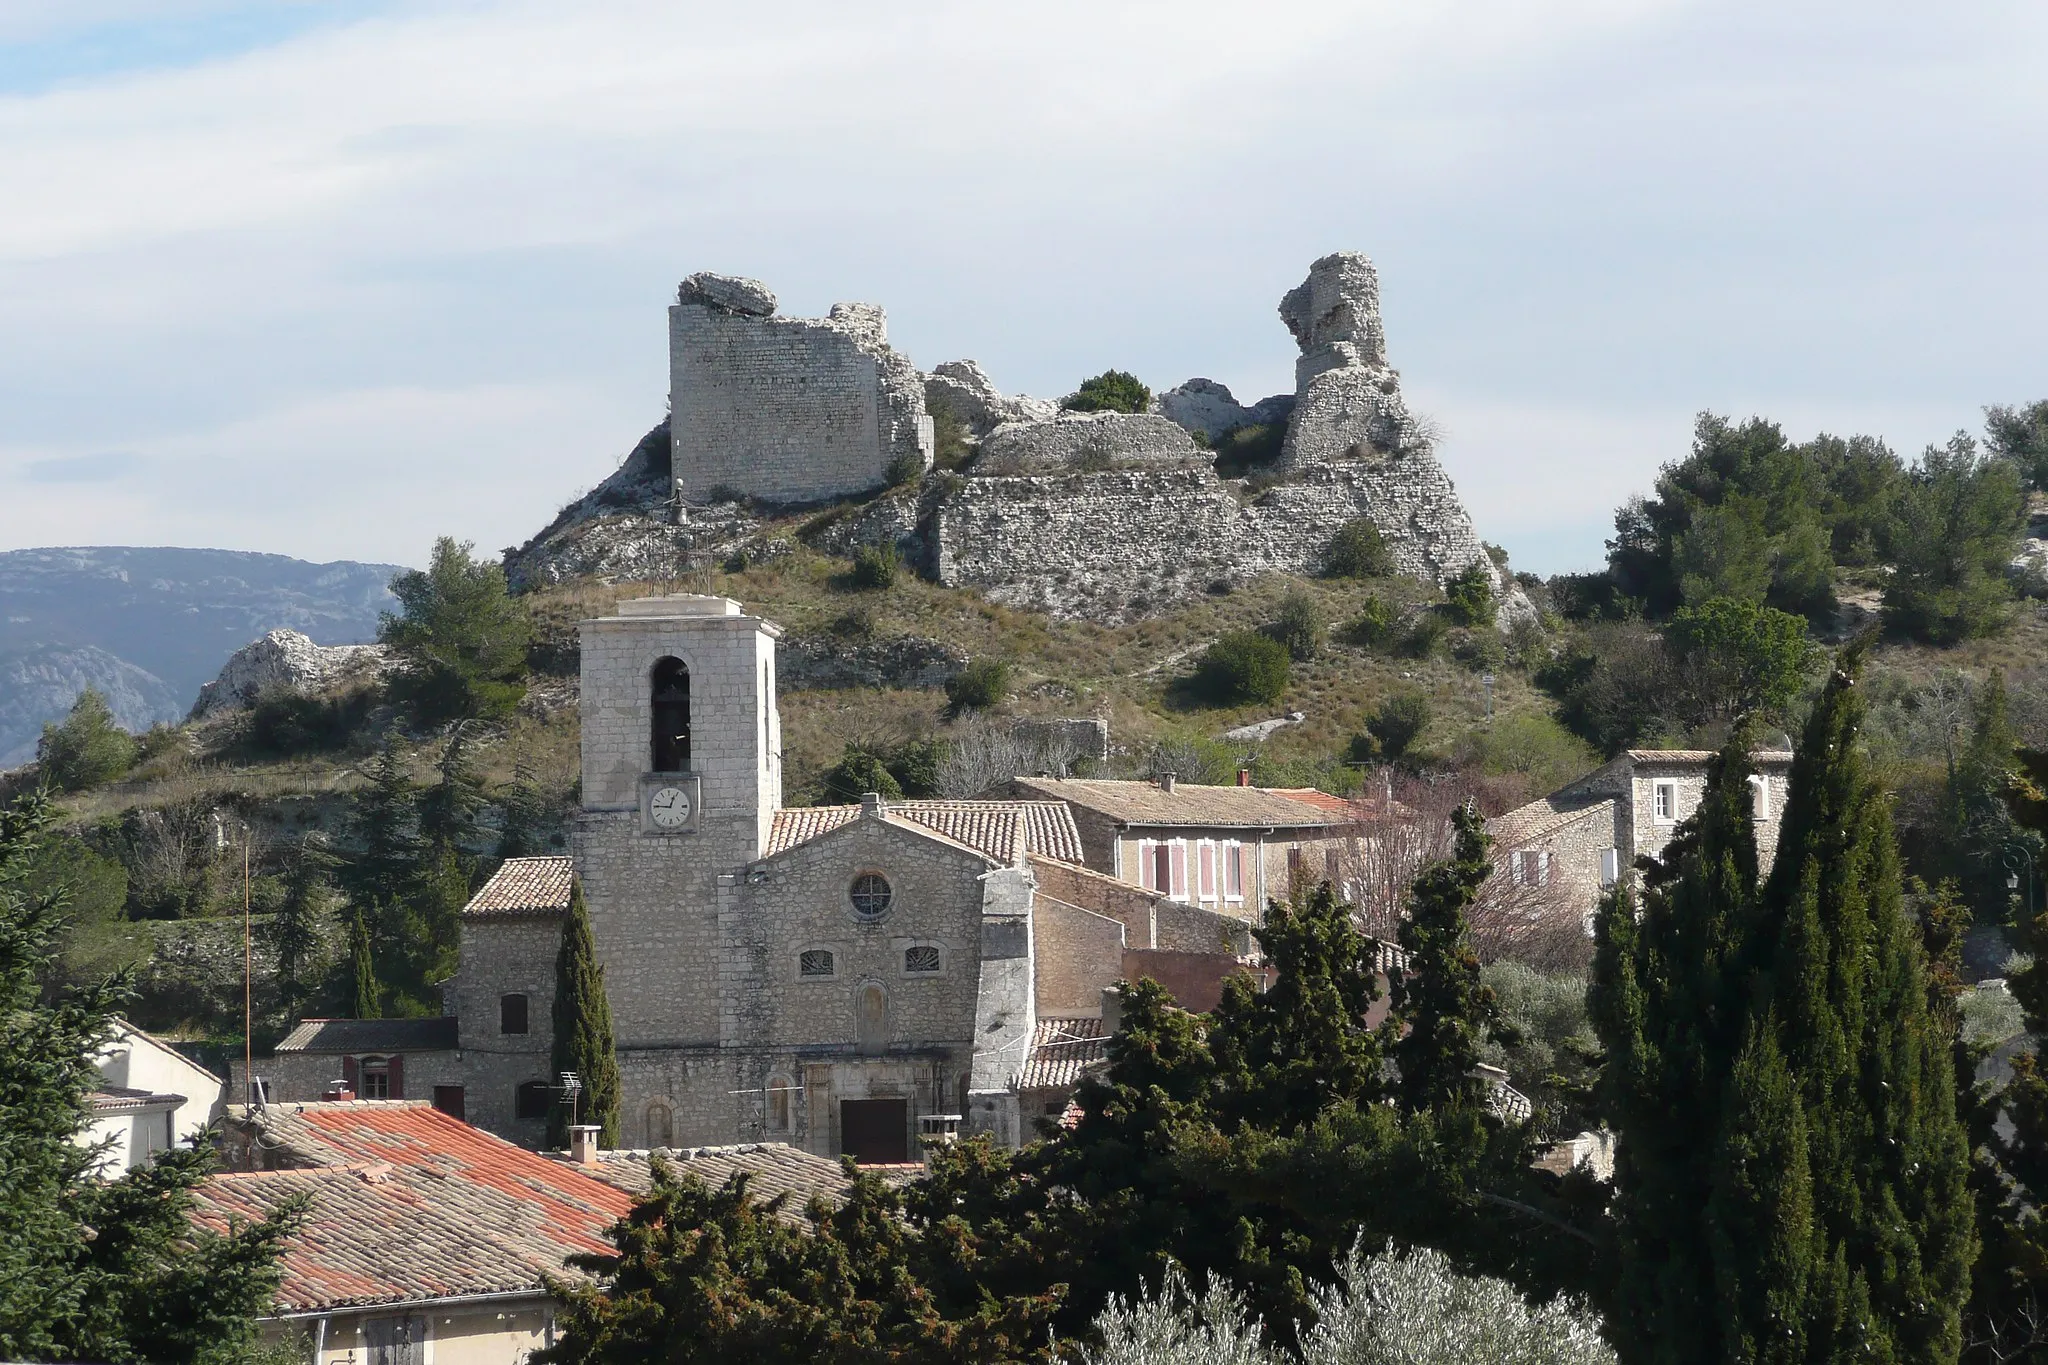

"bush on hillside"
[1265,590,1323,662]
[1360,691,1431,763]
[37,688,138,792]
[849,544,899,590]
[1344,594,1399,650]
[1191,632,1290,707]
[1323,517,1395,579]
[240,684,376,759]
[1442,564,1495,628]
[1881,433,2027,644]
[1061,370,1151,415]
[945,659,1011,714]
[820,747,904,804]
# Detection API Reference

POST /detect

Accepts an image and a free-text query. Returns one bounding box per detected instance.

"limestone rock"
[190,630,390,719]
[678,272,776,316]
[976,411,1201,476]
[924,360,1058,436]
[1156,379,1253,442]
[777,634,969,692]
[1278,250,1387,371]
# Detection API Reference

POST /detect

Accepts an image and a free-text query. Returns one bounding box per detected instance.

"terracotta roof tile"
[197,1102,635,1313]
[464,856,575,918]
[1017,1016,1108,1091]
[1010,778,1348,830]
[556,1143,855,1222]
[767,801,1083,865]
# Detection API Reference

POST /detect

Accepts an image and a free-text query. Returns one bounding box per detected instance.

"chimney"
[860,790,887,819]
[1159,772,1176,795]
[1236,768,1251,787]
[322,1080,356,1102]
[1100,985,1124,1036]
[568,1124,603,1165]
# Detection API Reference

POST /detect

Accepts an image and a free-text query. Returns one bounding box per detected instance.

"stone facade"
[670,287,933,506]
[1489,750,1796,924]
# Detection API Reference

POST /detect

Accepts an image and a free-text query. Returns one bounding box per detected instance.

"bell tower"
[578,594,782,865]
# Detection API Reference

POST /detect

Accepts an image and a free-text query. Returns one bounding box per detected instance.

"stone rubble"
[922,360,1058,437]
[189,629,390,719]
[975,411,1203,476]
[677,271,777,316]
[1153,379,1293,442]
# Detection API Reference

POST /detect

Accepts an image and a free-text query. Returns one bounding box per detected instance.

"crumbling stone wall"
[670,274,933,506]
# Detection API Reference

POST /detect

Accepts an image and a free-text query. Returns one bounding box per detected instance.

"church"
[252,594,1255,1161]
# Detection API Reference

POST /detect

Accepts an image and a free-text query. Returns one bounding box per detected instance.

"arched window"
[856,983,889,1055]
[766,1073,795,1132]
[499,993,529,1035]
[651,657,691,772]
[645,1100,674,1148]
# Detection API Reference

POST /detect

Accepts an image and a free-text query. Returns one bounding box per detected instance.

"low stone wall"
[777,634,968,691]
[975,412,1201,477]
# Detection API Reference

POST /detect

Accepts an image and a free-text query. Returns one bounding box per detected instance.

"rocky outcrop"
[190,630,390,718]
[923,360,1057,437]
[974,412,1203,476]
[1154,379,1293,442]
[1278,252,1432,469]
[678,271,776,316]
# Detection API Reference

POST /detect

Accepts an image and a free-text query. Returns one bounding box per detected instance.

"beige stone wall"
[285,1296,553,1365]
[1628,764,1789,866]
[1032,896,1126,1016]
[450,916,559,1139]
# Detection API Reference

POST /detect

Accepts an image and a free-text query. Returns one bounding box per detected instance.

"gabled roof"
[197,1102,635,1314]
[767,800,1084,865]
[1623,749,1793,767]
[1016,1016,1108,1091]
[1009,777,1348,830]
[275,1017,460,1054]
[556,1142,855,1222]
[1488,795,1617,849]
[464,855,574,918]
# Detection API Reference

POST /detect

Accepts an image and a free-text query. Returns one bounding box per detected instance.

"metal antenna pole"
[243,829,253,1106]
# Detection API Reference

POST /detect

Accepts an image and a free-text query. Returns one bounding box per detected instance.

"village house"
[81,1020,227,1175]
[1003,775,1354,922]
[1488,749,1795,921]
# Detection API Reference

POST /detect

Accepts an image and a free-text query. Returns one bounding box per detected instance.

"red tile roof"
[767,801,1084,865]
[197,1102,634,1313]
[463,856,575,918]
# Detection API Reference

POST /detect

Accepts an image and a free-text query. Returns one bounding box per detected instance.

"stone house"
[1487,749,1795,921]
[82,1021,227,1175]
[1004,775,1354,922]
[242,1017,465,1117]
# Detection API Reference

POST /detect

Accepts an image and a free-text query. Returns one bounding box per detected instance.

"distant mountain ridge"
[0,546,402,765]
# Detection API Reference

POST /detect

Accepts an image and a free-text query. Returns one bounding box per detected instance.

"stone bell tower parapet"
[578,595,783,864]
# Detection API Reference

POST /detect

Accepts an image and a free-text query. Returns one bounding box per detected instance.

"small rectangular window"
[515,1080,553,1120]
[1169,843,1188,900]
[1153,843,1172,894]
[358,1057,390,1100]
[1750,775,1771,820]
[500,993,529,1035]
[1224,843,1244,900]
[799,949,836,978]
[904,945,941,974]
[1198,843,1216,901]
[1600,848,1620,887]
[1654,782,1677,823]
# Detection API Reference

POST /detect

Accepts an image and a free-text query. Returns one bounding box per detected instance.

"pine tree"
[1391,802,1513,1114]
[349,911,379,1019]
[344,733,420,915]
[417,724,487,854]
[550,878,620,1148]
[0,791,303,1363]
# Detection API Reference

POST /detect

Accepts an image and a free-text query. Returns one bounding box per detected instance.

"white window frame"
[1197,840,1218,903]
[1749,774,1771,820]
[1653,782,1677,824]
[1600,847,1620,887]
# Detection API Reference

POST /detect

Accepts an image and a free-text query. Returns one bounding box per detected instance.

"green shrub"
[1210,422,1286,475]
[929,402,973,471]
[380,536,531,721]
[1403,611,1450,658]
[242,685,375,758]
[1192,632,1290,706]
[1462,713,1597,792]
[1323,517,1395,578]
[36,688,138,792]
[1061,370,1150,414]
[1451,627,1506,673]
[1346,594,1399,650]
[1365,691,1432,762]
[885,450,926,486]
[848,544,899,590]
[820,747,903,804]
[945,659,1011,713]
[1442,563,1496,627]
[886,738,947,798]
[1266,589,1324,662]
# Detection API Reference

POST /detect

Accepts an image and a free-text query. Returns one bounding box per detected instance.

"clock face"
[649,785,693,828]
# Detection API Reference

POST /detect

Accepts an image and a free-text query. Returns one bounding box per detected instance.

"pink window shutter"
[1199,844,1216,900]
[1169,843,1187,899]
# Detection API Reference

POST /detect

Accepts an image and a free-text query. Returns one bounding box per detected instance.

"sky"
[1,1,2043,577]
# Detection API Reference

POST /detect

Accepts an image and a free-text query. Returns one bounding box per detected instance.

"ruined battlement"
[669,273,933,506]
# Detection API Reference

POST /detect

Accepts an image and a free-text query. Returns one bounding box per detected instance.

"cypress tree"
[1593,652,1976,1362]
[1390,801,1513,1114]
[349,911,379,1019]
[551,877,620,1148]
